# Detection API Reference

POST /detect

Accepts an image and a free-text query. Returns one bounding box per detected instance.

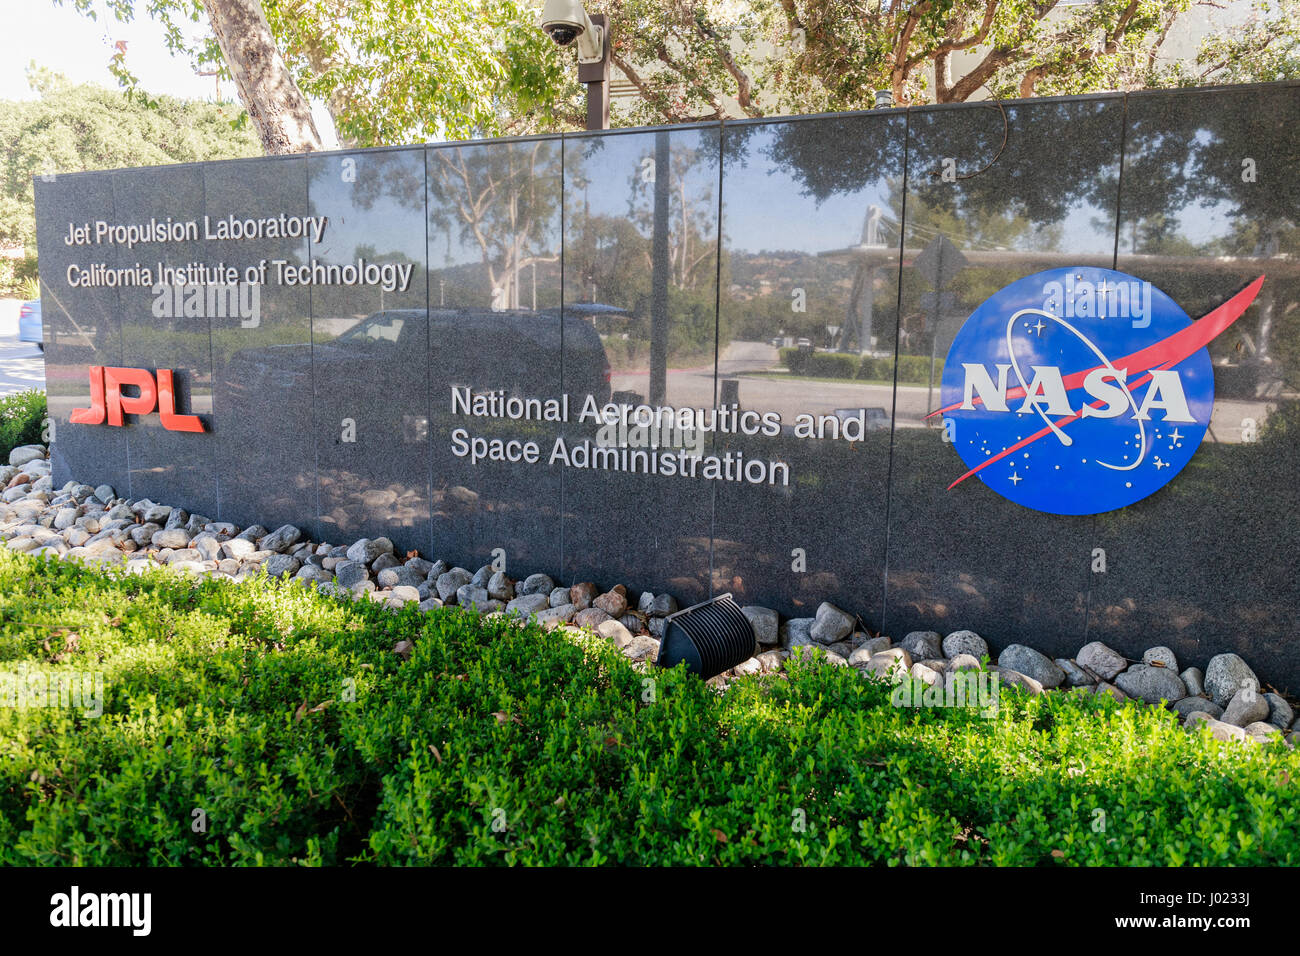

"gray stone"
[1172,696,1224,720]
[52,508,77,530]
[942,630,988,661]
[910,662,945,688]
[151,528,191,550]
[519,573,554,596]
[184,513,210,536]
[377,565,425,589]
[948,653,984,672]
[221,537,256,559]
[390,585,421,605]
[549,586,571,607]
[234,524,267,543]
[93,484,115,503]
[8,445,45,468]
[163,507,189,531]
[129,523,161,546]
[621,635,660,663]
[295,565,333,585]
[1142,646,1179,671]
[190,534,221,562]
[992,667,1044,695]
[647,593,677,617]
[470,564,493,588]
[860,649,912,682]
[998,644,1066,689]
[505,593,550,619]
[1114,664,1187,705]
[782,617,816,648]
[263,554,301,578]
[1055,658,1095,687]
[487,570,515,602]
[1076,641,1128,681]
[857,636,892,658]
[404,556,434,577]
[536,604,575,627]
[346,537,390,566]
[1094,682,1129,702]
[596,618,634,647]
[1221,688,1269,728]
[741,606,779,646]
[1264,693,1294,730]
[1244,721,1283,743]
[334,561,370,589]
[1179,667,1205,697]
[810,602,854,644]
[139,504,172,524]
[417,598,443,612]
[456,584,494,612]
[899,631,943,661]
[261,524,302,553]
[371,552,400,574]
[1204,653,1259,707]
[427,559,450,579]
[436,568,472,603]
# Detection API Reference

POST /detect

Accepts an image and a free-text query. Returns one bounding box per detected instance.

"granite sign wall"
[33,82,1300,687]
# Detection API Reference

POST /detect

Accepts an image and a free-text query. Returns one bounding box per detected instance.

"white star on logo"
[1169,427,1183,444]
[1009,472,1022,485]
[1154,457,1169,470]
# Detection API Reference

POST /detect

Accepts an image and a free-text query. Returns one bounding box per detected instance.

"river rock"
[1204,653,1259,707]
[998,644,1066,689]
[741,606,779,646]
[811,602,854,644]
[942,630,988,660]
[1077,641,1128,681]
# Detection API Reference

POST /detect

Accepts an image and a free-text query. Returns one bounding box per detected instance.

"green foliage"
[779,348,940,384]
[1,547,1297,865]
[0,67,258,292]
[0,390,46,461]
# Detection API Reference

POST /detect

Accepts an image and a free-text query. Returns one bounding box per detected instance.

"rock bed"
[2,444,1293,746]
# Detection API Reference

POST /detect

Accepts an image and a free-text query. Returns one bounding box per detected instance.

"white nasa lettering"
[1079,367,1129,419]
[1134,369,1195,422]
[960,363,1011,412]
[1016,366,1073,416]
[958,363,1194,423]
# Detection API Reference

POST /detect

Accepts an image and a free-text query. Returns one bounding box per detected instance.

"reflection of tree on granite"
[427,141,562,311]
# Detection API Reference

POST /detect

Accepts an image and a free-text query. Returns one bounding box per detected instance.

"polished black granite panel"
[711,112,906,621]
[31,84,1300,686]
[425,136,566,575]
[33,171,130,496]
[882,95,1127,654]
[1096,83,1300,691]
[202,156,318,531]
[112,163,218,516]
[558,126,719,600]
[306,148,431,553]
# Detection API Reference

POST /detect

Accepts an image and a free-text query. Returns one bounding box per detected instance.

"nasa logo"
[934,267,1263,515]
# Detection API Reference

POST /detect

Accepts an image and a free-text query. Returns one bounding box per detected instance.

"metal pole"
[579,14,611,131]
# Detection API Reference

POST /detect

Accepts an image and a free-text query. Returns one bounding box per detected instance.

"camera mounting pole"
[578,14,611,130]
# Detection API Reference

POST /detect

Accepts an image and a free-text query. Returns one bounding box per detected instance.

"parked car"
[18,299,42,350]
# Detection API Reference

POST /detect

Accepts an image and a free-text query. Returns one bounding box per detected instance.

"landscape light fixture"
[539,0,612,130]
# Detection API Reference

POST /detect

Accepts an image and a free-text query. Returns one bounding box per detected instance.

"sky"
[0,0,338,145]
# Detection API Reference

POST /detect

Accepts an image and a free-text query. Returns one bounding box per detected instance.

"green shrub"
[0,548,1297,866]
[0,389,45,462]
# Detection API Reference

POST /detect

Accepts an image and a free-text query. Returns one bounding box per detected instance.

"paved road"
[0,332,45,398]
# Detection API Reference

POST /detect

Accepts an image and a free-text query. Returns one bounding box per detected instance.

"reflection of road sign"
[933,267,1263,515]
[914,235,967,290]
[919,291,959,314]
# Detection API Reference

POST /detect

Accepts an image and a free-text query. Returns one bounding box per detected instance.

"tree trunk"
[200,0,322,155]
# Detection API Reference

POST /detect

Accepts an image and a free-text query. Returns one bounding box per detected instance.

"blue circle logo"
[937,267,1261,515]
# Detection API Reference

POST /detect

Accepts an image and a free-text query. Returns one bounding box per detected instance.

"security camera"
[539,0,606,63]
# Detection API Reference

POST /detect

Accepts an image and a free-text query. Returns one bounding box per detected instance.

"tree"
[59,0,1300,150]
[0,68,260,291]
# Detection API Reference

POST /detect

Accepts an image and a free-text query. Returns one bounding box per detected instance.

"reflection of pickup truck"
[227,307,611,438]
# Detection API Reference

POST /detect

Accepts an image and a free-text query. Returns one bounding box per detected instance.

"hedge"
[1,548,1296,866]
[778,349,941,384]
